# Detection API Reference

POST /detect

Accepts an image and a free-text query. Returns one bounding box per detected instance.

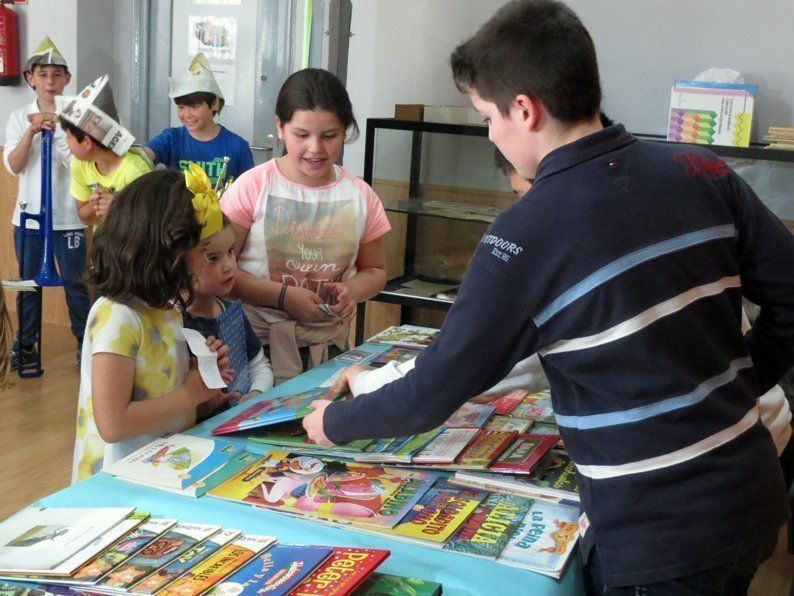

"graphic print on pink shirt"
[264,193,358,300]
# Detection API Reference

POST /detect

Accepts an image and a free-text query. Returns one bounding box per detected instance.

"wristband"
[277,283,288,311]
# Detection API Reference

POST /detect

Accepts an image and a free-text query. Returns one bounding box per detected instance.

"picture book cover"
[496,500,580,578]
[212,388,342,436]
[205,544,332,596]
[97,523,220,589]
[71,518,176,584]
[454,430,517,469]
[353,573,442,596]
[412,428,478,464]
[290,547,389,596]
[208,451,438,529]
[484,416,532,434]
[445,403,495,429]
[490,434,560,475]
[366,326,438,349]
[442,493,532,559]
[508,391,555,424]
[248,421,372,454]
[488,389,527,415]
[131,529,241,595]
[528,449,579,500]
[104,434,240,490]
[0,507,136,572]
[157,535,276,596]
[0,516,147,581]
[387,479,487,545]
[368,346,421,368]
[354,428,442,464]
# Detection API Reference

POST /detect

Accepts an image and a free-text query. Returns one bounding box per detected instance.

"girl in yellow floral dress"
[72,169,233,482]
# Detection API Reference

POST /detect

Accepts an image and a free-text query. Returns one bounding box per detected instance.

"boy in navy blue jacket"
[304,1,794,592]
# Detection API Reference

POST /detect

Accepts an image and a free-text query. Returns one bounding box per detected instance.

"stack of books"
[0,507,442,595]
[764,126,794,150]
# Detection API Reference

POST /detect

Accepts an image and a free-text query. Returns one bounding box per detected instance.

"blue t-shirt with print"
[146,125,254,184]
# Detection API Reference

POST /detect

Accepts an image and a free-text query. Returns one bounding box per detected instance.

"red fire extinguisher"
[0,0,20,86]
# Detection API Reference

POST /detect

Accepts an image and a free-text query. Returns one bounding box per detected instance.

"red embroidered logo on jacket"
[673,152,729,178]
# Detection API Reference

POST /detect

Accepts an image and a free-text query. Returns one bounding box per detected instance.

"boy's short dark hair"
[174,91,224,115]
[450,0,601,123]
[29,63,70,77]
[58,118,113,153]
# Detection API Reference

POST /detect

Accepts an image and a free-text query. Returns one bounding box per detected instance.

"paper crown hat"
[24,37,68,73]
[58,75,135,157]
[168,53,224,100]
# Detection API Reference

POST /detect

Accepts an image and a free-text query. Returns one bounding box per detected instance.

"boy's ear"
[64,72,72,86]
[513,94,543,132]
[211,97,220,114]
[24,71,35,90]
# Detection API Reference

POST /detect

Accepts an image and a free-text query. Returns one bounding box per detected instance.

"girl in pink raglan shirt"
[221,68,390,382]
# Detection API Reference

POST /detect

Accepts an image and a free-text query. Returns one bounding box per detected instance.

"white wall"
[345,0,794,177]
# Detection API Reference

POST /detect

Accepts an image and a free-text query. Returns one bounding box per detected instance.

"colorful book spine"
[290,547,389,596]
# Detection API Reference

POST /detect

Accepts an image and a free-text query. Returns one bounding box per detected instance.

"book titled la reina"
[290,547,389,596]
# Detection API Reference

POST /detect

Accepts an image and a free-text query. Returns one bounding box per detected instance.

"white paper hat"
[58,75,134,157]
[24,37,68,73]
[168,53,224,100]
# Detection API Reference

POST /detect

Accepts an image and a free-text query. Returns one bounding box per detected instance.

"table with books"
[4,325,585,596]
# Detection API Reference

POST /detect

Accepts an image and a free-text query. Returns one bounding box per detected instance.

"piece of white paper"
[208,61,235,106]
[180,327,227,389]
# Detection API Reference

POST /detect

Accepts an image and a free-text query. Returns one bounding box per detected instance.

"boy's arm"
[145,129,172,166]
[69,161,101,225]
[4,114,34,174]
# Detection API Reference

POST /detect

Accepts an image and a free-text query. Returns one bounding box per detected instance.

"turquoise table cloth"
[36,343,585,595]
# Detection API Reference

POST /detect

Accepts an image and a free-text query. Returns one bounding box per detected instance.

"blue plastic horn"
[19,129,65,287]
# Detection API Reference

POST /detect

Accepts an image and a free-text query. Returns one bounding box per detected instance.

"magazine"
[366,326,438,349]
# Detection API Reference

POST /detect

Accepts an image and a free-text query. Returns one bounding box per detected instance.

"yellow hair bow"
[184,162,223,240]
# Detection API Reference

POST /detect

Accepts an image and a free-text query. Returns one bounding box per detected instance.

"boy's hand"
[325,282,357,322]
[91,189,115,219]
[27,112,58,133]
[282,286,328,323]
[330,364,371,394]
[302,400,336,446]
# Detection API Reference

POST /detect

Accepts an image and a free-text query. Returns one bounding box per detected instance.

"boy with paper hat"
[4,37,90,369]
[145,52,253,186]
[58,74,151,229]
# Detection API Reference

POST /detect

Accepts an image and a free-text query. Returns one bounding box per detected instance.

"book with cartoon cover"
[508,391,555,424]
[208,451,438,529]
[104,435,240,490]
[442,493,532,559]
[353,573,442,596]
[291,547,388,596]
[247,421,372,455]
[366,325,438,349]
[368,346,421,368]
[496,500,580,578]
[205,544,332,596]
[445,403,495,429]
[212,388,343,436]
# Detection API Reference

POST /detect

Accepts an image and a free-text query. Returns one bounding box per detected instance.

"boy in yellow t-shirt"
[57,75,151,228]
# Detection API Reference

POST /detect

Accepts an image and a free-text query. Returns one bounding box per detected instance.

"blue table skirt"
[36,344,585,595]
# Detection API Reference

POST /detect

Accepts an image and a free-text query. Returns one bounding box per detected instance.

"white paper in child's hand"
[179,327,227,389]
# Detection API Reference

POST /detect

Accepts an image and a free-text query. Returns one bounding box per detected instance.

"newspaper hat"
[58,75,134,157]
[24,37,68,74]
[168,53,224,100]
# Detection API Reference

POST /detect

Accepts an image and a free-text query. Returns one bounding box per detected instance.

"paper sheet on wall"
[180,327,227,389]
[209,62,236,106]
[188,15,237,60]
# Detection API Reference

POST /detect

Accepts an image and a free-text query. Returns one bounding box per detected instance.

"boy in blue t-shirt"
[145,53,253,185]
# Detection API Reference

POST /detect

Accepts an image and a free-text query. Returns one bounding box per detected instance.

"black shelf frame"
[356,118,794,344]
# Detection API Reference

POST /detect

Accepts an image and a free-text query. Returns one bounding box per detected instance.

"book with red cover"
[488,389,527,415]
[290,547,389,595]
[489,433,560,474]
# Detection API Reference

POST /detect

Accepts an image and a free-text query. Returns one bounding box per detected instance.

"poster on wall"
[188,15,237,60]
[209,62,236,106]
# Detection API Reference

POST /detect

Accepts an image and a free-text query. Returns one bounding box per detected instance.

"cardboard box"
[424,105,471,125]
[394,104,424,121]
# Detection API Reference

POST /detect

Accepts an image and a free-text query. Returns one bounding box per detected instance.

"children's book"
[368,347,421,368]
[0,507,136,572]
[508,391,555,424]
[353,428,442,464]
[0,583,49,596]
[489,434,560,475]
[205,545,332,596]
[69,519,177,585]
[452,430,516,469]
[335,348,380,365]
[445,403,495,429]
[96,523,221,590]
[248,422,373,455]
[487,389,527,415]
[484,416,532,434]
[156,535,276,596]
[290,547,389,596]
[211,388,343,436]
[496,500,580,579]
[385,479,487,546]
[411,428,478,464]
[131,530,241,595]
[217,300,252,398]
[352,573,442,596]
[442,493,532,559]
[366,326,438,349]
[208,451,438,529]
[103,435,240,490]
[0,515,147,581]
